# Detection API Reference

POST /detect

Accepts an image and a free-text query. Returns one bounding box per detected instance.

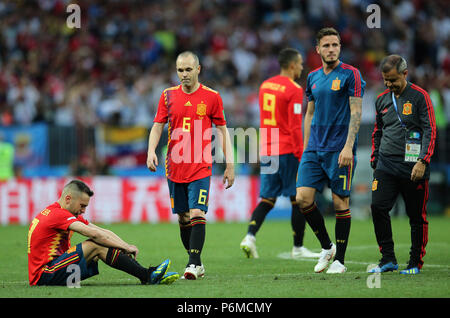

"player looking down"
[147,51,235,280]
[28,179,179,286]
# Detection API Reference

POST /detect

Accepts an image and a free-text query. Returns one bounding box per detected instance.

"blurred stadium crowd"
[0,0,449,178]
[0,0,448,129]
[0,0,449,216]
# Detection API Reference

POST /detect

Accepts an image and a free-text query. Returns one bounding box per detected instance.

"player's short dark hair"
[380,54,408,74]
[316,27,341,46]
[177,51,200,66]
[65,180,94,197]
[278,48,300,70]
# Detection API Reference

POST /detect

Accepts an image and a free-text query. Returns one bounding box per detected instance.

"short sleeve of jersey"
[154,91,168,123]
[76,215,90,226]
[48,208,88,231]
[346,68,366,97]
[287,85,304,159]
[211,93,227,126]
[289,85,304,108]
[305,74,314,102]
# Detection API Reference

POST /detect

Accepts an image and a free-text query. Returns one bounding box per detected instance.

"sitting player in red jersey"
[27,179,179,286]
[147,51,235,280]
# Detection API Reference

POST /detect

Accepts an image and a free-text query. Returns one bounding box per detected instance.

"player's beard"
[389,82,406,96]
[322,55,338,66]
[322,58,338,66]
[389,85,399,94]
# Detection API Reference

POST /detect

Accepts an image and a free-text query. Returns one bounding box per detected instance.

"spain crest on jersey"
[372,179,378,191]
[331,77,341,91]
[402,102,412,115]
[196,101,207,116]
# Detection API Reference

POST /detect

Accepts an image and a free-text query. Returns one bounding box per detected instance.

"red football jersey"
[259,75,304,160]
[27,202,89,285]
[154,84,227,183]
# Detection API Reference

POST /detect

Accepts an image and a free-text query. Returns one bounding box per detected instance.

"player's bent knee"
[81,239,97,252]
[332,193,350,210]
[296,187,315,207]
[190,209,205,219]
[296,193,313,208]
[178,212,190,225]
[81,239,105,261]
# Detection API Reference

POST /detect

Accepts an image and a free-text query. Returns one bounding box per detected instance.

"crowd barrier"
[0,176,259,225]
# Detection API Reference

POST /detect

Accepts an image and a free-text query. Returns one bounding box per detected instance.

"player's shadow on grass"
[81,281,144,287]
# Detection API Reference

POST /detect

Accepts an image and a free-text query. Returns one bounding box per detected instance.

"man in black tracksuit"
[369,55,436,274]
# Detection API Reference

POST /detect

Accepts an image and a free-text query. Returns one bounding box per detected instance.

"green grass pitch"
[1,216,449,298]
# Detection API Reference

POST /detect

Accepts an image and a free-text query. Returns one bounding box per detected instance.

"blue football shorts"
[260,153,300,198]
[167,176,211,214]
[296,151,357,197]
[37,243,99,286]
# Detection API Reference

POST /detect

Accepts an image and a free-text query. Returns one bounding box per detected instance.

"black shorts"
[37,243,99,286]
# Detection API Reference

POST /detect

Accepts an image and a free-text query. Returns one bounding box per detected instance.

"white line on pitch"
[277,252,450,269]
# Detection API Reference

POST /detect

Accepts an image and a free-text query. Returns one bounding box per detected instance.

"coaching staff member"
[369,55,436,275]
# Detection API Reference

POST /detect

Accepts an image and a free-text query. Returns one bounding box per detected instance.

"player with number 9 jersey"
[240,49,320,261]
[259,74,303,160]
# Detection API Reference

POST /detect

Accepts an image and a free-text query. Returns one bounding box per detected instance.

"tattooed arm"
[338,96,362,168]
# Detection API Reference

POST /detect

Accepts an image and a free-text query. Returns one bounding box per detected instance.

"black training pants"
[370,169,429,268]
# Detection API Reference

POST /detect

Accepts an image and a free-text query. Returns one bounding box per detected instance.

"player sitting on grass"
[27,179,179,286]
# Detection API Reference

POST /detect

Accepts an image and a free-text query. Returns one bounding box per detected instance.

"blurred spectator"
[0,137,14,180]
[69,145,110,176]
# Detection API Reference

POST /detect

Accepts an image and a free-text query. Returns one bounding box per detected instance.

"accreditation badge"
[404,131,421,162]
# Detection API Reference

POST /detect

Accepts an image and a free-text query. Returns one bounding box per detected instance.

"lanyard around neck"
[391,93,406,128]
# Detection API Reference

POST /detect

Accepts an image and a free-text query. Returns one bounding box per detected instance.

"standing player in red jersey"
[28,179,179,286]
[240,48,319,259]
[147,51,235,280]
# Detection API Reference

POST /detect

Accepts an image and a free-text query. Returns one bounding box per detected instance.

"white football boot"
[240,234,259,259]
[326,260,347,274]
[314,243,336,273]
[183,264,205,280]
